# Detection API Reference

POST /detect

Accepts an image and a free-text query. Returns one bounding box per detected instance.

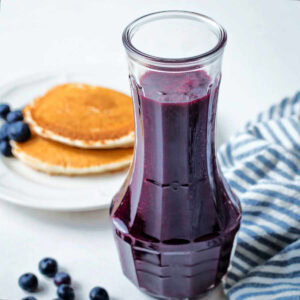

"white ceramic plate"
[0,64,131,211]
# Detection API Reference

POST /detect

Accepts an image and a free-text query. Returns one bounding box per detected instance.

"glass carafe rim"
[122,10,227,69]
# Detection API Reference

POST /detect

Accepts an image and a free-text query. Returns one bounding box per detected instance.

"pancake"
[24,83,135,149]
[11,134,133,176]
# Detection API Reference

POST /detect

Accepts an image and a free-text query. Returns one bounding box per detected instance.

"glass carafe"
[110,11,241,299]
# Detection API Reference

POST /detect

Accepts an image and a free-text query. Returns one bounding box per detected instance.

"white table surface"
[0,0,299,299]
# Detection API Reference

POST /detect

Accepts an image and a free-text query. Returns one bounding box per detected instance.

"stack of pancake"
[12,83,134,176]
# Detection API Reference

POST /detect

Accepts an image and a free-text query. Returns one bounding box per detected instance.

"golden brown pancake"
[24,83,134,149]
[11,134,133,176]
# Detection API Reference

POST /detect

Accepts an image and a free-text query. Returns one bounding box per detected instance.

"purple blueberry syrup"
[111,70,241,299]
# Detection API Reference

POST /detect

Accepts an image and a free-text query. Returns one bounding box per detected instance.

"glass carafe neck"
[132,70,220,186]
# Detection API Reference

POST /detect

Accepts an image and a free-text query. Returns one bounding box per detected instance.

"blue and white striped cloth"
[218,92,300,300]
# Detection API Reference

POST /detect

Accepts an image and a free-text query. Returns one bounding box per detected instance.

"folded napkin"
[218,92,300,300]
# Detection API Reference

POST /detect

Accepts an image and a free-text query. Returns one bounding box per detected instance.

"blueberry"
[0,103,10,119]
[39,257,58,278]
[0,140,12,157]
[6,110,23,123]
[90,287,109,300]
[54,272,71,286]
[8,121,31,143]
[18,273,38,292]
[0,123,10,141]
[22,297,37,300]
[57,284,75,300]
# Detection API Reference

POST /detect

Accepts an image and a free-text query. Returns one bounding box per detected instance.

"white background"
[0,0,299,299]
